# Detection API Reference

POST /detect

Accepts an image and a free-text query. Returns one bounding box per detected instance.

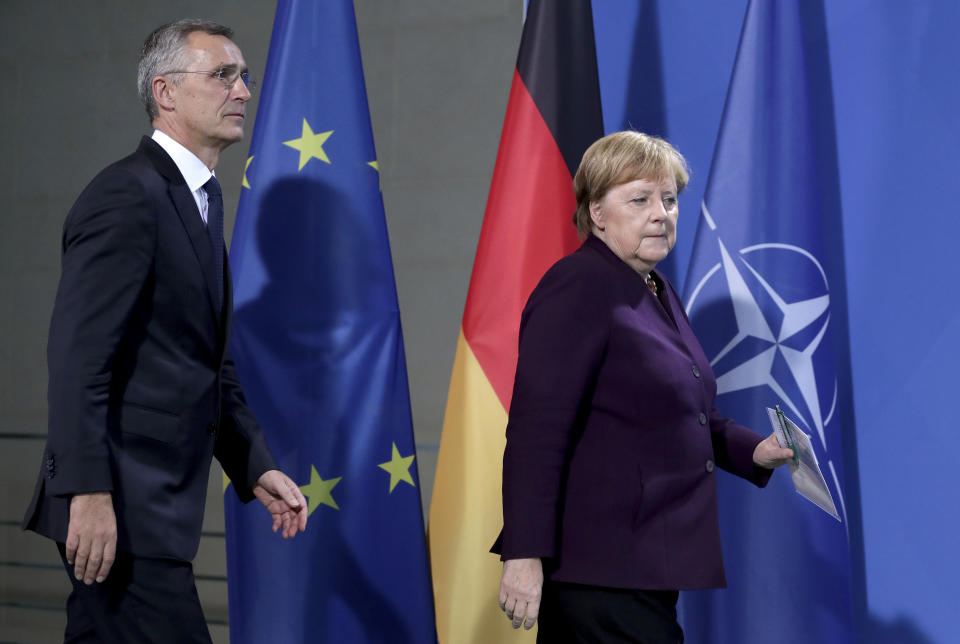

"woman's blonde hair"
[572,131,690,236]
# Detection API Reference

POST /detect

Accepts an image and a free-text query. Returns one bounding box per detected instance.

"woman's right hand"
[498,557,543,630]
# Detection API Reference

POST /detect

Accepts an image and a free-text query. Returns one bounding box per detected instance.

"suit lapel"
[168,183,223,325]
[220,259,234,359]
[139,137,223,326]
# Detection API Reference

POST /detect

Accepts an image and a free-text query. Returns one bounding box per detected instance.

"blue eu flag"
[224,1,436,642]
[681,0,858,641]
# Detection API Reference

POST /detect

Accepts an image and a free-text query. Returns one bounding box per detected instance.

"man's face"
[167,31,251,153]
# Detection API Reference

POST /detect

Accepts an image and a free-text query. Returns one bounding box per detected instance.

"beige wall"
[0,1,521,640]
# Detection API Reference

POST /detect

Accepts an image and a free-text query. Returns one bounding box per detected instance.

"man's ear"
[153,76,176,113]
[589,200,605,231]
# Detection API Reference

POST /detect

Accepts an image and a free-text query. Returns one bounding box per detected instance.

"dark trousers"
[57,543,212,643]
[537,579,684,644]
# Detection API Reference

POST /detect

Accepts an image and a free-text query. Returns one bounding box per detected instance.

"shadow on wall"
[867,613,935,644]
[622,0,678,284]
[226,175,425,642]
[622,0,667,136]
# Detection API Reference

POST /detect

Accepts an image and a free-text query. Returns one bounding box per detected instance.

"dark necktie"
[204,176,224,311]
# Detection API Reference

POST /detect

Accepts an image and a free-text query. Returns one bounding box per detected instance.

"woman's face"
[590,176,678,274]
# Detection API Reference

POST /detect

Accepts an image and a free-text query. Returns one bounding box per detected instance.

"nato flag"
[681,0,859,642]
[223,1,436,642]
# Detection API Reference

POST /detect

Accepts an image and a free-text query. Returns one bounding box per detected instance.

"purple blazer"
[493,235,771,590]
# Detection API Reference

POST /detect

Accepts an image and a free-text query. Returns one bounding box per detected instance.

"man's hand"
[253,470,308,538]
[753,432,796,469]
[66,492,117,585]
[498,557,543,630]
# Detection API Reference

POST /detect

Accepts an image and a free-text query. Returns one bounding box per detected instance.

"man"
[22,19,307,642]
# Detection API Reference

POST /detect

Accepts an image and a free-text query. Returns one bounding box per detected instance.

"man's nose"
[231,77,252,101]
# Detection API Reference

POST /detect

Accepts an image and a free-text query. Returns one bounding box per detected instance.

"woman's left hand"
[753,432,795,469]
[499,558,543,630]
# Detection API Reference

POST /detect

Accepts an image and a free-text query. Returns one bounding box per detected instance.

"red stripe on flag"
[462,69,581,411]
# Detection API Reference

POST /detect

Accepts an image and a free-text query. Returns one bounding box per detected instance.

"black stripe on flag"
[517,0,604,179]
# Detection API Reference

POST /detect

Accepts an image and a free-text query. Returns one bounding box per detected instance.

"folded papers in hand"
[766,406,841,522]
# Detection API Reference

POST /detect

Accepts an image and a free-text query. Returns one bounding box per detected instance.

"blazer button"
[706,459,715,473]
[692,365,701,378]
[206,423,217,436]
[698,412,707,425]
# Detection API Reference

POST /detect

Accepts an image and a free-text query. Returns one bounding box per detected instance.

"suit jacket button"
[206,423,217,436]
[706,459,715,473]
[692,365,701,378]
[698,412,707,425]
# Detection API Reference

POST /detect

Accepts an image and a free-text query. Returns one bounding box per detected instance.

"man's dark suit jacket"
[23,137,276,562]
[495,235,772,590]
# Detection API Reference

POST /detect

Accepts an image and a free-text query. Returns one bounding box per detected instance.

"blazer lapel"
[661,279,705,354]
[650,272,680,331]
[169,184,223,325]
[139,137,223,325]
[584,235,682,334]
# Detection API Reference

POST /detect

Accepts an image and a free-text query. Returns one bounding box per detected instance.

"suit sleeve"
[499,262,610,560]
[215,352,278,503]
[709,409,772,487]
[45,170,157,497]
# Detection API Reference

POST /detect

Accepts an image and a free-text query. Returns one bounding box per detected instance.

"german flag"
[428,1,603,641]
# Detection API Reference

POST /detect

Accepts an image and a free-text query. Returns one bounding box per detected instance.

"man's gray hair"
[137,19,234,121]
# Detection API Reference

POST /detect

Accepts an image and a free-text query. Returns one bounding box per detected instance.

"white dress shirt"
[151,129,217,224]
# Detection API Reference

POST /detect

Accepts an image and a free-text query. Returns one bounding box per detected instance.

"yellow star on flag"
[299,465,342,515]
[378,443,416,493]
[368,160,382,191]
[283,118,333,171]
[242,155,254,189]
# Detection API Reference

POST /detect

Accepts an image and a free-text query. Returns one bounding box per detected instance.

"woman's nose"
[650,200,667,221]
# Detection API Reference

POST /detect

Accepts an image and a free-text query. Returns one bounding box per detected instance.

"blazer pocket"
[118,402,180,443]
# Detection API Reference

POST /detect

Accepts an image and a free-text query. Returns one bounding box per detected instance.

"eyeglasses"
[162,65,257,91]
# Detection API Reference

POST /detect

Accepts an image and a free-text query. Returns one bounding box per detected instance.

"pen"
[775,404,799,464]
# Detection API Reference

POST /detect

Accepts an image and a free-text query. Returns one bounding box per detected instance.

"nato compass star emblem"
[686,203,846,521]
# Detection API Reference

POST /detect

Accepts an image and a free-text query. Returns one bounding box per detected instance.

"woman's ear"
[589,200,605,231]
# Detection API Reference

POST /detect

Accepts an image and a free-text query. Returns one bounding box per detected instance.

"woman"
[493,131,794,643]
